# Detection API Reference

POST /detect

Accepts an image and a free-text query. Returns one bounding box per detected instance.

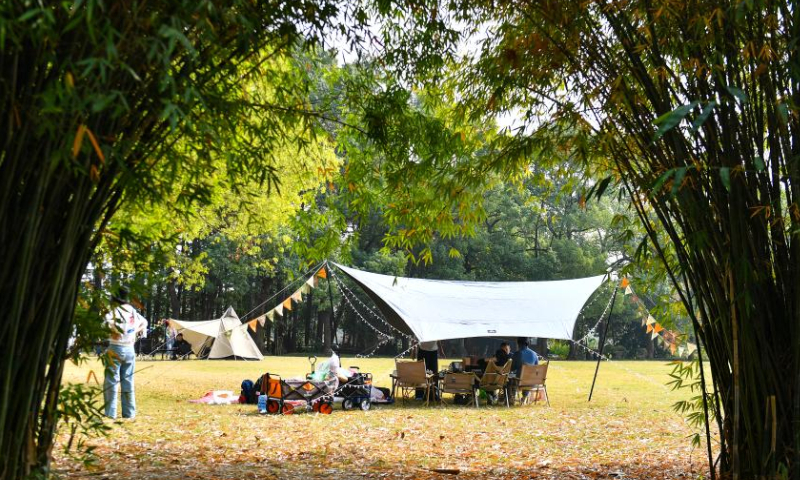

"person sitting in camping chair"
[172,333,192,360]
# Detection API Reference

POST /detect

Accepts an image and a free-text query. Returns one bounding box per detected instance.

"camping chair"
[477,359,512,407]
[516,362,550,406]
[440,372,478,407]
[393,360,434,406]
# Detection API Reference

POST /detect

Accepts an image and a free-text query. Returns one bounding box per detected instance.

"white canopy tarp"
[333,263,607,342]
[168,306,263,360]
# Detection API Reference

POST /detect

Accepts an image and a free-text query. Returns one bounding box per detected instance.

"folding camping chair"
[516,362,550,406]
[440,372,478,407]
[393,360,434,406]
[477,359,512,407]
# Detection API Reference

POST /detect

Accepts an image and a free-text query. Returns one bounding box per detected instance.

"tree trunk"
[167,277,181,319]
[320,310,332,350]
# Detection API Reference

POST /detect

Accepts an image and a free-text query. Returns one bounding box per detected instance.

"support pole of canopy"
[588,285,619,402]
[325,261,336,348]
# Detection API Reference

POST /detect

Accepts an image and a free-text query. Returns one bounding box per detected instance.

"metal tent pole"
[588,285,619,402]
[325,261,336,347]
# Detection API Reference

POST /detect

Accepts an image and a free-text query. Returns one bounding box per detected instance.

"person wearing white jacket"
[103,289,148,419]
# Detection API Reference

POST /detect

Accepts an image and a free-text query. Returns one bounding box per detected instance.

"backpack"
[240,379,256,404]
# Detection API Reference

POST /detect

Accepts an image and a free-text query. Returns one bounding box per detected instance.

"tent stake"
[588,285,618,402]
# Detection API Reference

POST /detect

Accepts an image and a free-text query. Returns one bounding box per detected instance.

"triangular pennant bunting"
[669,342,677,355]
[317,266,327,279]
[255,314,267,327]
[283,297,293,311]
[291,290,303,302]
[300,283,312,294]
[687,343,697,355]
[266,310,275,322]
[274,304,283,316]
[651,330,660,340]
[625,285,633,295]
[306,276,318,288]
[646,324,654,333]
[641,316,647,327]
[248,319,258,332]
[646,315,656,326]
[678,345,686,357]
[620,277,630,288]
[654,323,664,334]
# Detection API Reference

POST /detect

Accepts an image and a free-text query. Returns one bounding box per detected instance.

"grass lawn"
[54,356,711,480]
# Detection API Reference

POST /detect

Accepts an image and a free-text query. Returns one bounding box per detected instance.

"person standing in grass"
[103,288,148,419]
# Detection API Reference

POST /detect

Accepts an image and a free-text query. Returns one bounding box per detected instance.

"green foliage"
[668,359,715,449]
[55,383,110,468]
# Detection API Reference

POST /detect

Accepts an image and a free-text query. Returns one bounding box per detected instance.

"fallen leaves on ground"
[53,358,711,480]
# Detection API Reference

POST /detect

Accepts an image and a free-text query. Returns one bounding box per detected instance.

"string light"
[330,268,413,340]
[574,285,618,345]
[394,342,418,359]
[333,278,392,340]
[355,337,393,358]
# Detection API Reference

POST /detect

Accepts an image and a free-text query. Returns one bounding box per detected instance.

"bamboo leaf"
[671,167,688,196]
[653,102,699,140]
[719,167,731,191]
[754,155,765,172]
[690,102,716,133]
[85,128,105,164]
[726,86,748,104]
[72,125,87,158]
[652,168,676,193]
[593,176,612,201]
[777,102,789,125]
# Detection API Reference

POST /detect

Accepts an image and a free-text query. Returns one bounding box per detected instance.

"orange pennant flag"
[317,266,327,279]
[646,324,654,333]
[283,297,293,311]
[653,323,664,334]
[620,277,630,288]
[248,319,257,332]
[669,343,677,355]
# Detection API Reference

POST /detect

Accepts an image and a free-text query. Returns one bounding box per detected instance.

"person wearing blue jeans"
[104,343,138,418]
[104,289,148,419]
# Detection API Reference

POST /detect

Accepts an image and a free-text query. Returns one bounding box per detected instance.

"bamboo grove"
[0,1,346,477]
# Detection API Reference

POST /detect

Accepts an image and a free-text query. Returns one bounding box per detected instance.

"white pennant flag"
[291,290,303,302]
[255,314,267,327]
[306,275,318,288]
[274,304,284,316]
[678,345,686,357]
[266,310,275,322]
[646,315,656,326]
[300,283,312,294]
[686,342,697,355]
[625,286,633,295]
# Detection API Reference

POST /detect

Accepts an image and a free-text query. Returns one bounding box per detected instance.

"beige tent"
[168,306,263,360]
